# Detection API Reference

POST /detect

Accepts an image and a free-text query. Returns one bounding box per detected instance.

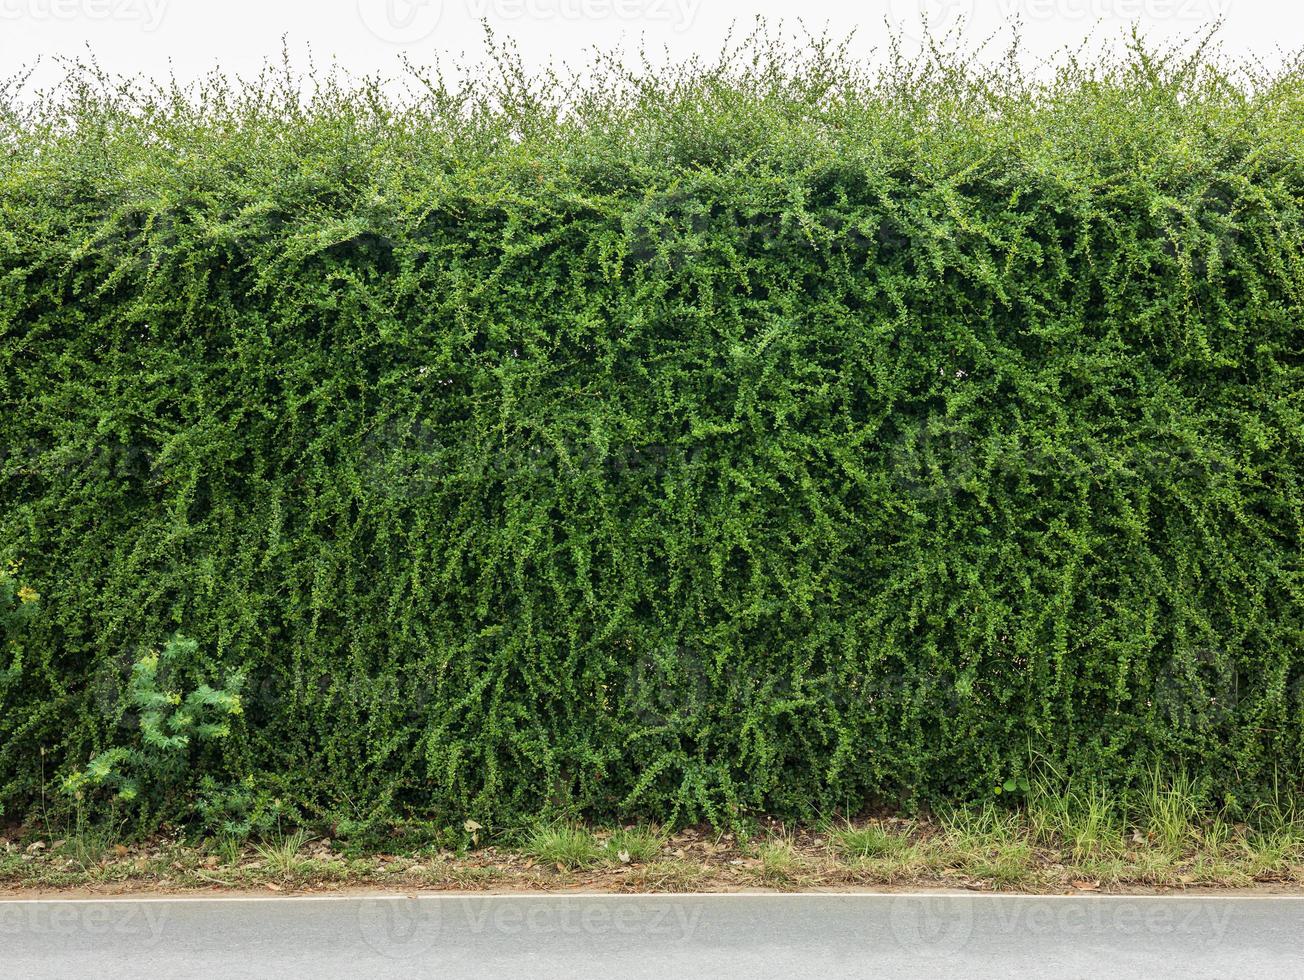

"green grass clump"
[520,824,604,870]
[604,825,665,864]
[1,25,1303,834]
[255,829,313,877]
[621,860,712,892]
[830,822,907,860]
[753,838,809,888]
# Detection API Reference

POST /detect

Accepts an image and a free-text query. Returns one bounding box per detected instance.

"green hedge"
[2,35,1303,832]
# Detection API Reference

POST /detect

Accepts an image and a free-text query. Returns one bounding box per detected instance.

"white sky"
[0,0,1299,84]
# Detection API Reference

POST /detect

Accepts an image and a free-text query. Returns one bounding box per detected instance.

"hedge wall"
[2,36,1303,832]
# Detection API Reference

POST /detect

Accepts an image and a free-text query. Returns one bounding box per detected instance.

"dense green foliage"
[1,562,39,699]
[63,636,244,806]
[2,32,1302,835]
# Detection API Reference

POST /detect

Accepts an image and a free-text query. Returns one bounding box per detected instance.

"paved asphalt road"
[2,891,1302,979]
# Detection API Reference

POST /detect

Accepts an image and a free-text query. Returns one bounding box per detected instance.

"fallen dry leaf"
[1071,880,1100,891]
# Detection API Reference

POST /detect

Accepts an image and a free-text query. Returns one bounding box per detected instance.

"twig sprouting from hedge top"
[1,25,1302,834]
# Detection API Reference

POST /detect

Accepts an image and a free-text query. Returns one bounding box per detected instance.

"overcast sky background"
[1,0,1299,85]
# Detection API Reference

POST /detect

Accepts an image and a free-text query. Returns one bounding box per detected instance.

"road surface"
[2,891,1302,978]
